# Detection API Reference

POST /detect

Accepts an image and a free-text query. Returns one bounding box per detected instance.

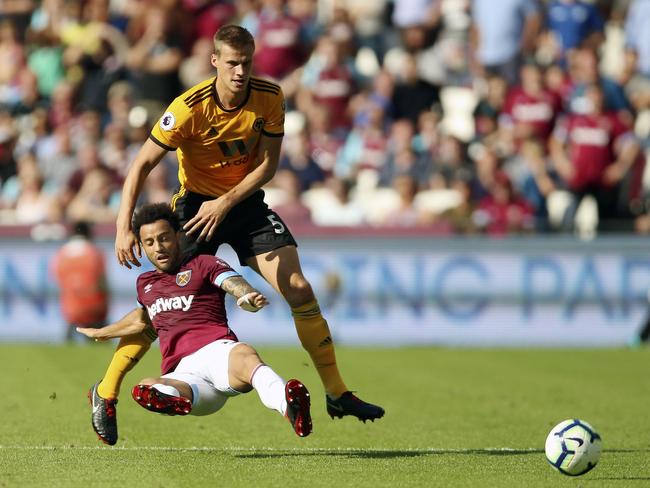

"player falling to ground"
[89,24,383,445]
[79,203,312,438]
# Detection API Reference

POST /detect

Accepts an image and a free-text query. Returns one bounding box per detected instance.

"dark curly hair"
[132,203,180,241]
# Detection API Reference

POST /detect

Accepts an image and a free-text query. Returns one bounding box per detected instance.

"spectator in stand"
[336,100,387,180]
[34,123,77,193]
[377,174,425,227]
[4,152,61,224]
[430,133,467,182]
[413,110,441,154]
[622,0,650,113]
[66,166,119,224]
[304,105,342,175]
[352,69,394,127]
[500,63,563,152]
[253,0,306,81]
[186,0,237,41]
[47,81,75,129]
[105,81,134,128]
[51,220,109,342]
[125,6,182,113]
[0,19,28,111]
[471,146,501,202]
[140,162,172,206]
[470,0,542,84]
[338,0,387,61]
[504,138,558,231]
[71,109,103,147]
[391,53,440,125]
[550,83,640,231]
[443,171,477,235]
[567,47,632,115]
[100,121,129,176]
[270,169,313,226]
[474,171,534,236]
[392,0,442,52]
[379,119,429,186]
[0,110,18,184]
[298,34,356,133]
[542,0,605,64]
[278,129,325,191]
[61,142,117,209]
[473,75,508,143]
[178,37,215,90]
[305,176,365,227]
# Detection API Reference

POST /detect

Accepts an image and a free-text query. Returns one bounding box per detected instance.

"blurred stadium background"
[3,2,650,486]
[0,0,649,346]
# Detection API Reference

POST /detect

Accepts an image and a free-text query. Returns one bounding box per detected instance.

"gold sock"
[97,328,157,399]
[292,300,347,397]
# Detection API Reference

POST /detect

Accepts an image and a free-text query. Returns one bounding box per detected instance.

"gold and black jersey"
[150,76,285,197]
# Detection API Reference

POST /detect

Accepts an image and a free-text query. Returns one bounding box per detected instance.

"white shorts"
[162,339,245,416]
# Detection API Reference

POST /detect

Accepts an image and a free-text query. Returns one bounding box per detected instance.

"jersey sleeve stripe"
[250,77,281,91]
[214,270,241,288]
[249,83,279,94]
[261,129,284,138]
[149,134,176,151]
[249,82,280,93]
[183,85,212,105]
[187,92,214,108]
[250,86,281,96]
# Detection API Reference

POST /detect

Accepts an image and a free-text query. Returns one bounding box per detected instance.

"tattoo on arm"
[221,276,257,299]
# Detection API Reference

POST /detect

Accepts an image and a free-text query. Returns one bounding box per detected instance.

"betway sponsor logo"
[147,295,194,318]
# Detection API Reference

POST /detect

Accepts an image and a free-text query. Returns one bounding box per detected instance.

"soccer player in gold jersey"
[88,25,384,445]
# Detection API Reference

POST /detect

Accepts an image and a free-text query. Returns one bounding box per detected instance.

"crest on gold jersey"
[252,117,264,132]
[176,270,192,287]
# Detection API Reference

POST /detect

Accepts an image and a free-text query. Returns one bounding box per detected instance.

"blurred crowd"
[0,0,649,237]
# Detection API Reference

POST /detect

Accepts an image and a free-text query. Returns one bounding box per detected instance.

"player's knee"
[284,277,315,307]
[230,343,262,384]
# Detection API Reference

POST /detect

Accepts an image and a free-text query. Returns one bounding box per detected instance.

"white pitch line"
[0,446,542,453]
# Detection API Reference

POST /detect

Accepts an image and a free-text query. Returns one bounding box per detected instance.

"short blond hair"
[213,25,255,55]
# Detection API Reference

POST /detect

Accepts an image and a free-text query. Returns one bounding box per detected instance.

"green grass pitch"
[1,344,649,487]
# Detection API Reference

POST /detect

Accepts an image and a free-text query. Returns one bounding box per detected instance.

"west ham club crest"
[176,270,192,287]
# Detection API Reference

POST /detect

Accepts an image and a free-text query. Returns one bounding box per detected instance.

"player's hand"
[115,228,141,268]
[183,199,231,242]
[76,327,109,341]
[236,292,269,312]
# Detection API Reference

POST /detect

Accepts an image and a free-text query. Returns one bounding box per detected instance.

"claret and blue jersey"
[136,254,241,374]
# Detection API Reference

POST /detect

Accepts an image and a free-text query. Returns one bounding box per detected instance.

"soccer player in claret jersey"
[88,24,383,445]
[79,203,312,438]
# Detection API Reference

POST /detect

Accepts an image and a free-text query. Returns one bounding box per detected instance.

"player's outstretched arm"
[77,307,153,340]
[221,276,269,313]
[116,138,168,268]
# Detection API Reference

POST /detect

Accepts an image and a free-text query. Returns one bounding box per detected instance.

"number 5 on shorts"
[267,214,286,234]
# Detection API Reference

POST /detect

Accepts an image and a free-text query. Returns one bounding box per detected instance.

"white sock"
[152,383,180,397]
[250,365,287,415]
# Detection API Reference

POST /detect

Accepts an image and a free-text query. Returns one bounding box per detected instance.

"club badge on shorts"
[176,270,192,287]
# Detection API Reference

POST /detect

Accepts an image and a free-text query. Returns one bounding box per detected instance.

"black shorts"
[172,189,297,265]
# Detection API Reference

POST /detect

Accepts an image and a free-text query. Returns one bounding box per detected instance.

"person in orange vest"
[52,221,109,342]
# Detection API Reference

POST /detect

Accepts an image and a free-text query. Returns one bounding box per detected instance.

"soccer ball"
[545,419,602,476]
